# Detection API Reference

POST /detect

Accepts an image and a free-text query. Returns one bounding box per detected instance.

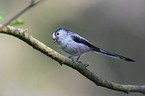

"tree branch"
[0,25,145,94]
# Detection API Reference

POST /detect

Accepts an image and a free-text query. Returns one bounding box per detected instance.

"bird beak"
[53,37,58,43]
[54,38,58,43]
[52,33,57,43]
[54,39,57,43]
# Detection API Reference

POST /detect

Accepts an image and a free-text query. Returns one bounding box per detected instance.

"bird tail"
[94,49,135,62]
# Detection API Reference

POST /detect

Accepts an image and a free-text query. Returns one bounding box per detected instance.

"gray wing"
[71,35,101,52]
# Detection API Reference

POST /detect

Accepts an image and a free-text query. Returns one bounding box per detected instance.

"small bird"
[52,28,135,62]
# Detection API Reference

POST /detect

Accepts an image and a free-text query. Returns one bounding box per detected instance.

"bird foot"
[68,57,89,67]
[77,61,83,63]
[77,61,89,67]
[83,62,89,67]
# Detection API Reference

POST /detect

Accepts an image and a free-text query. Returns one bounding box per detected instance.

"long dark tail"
[94,49,135,62]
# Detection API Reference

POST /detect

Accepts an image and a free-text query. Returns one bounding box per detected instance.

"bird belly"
[59,41,92,55]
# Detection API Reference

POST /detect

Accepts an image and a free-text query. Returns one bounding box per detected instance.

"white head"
[52,28,71,43]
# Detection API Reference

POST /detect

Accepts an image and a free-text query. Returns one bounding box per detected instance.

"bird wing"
[71,35,100,51]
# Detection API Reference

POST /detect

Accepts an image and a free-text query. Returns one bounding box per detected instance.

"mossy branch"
[0,25,145,94]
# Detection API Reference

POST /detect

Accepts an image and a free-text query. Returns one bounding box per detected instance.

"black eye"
[56,32,59,35]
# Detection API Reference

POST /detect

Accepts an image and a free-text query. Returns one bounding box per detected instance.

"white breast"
[57,36,92,55]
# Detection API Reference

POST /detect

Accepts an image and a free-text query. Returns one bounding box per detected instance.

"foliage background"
[0,0,145,96]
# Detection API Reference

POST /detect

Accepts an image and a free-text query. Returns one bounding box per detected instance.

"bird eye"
[56,32,59,35]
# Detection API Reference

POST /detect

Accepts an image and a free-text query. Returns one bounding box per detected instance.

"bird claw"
[77,61,89,67]
[77,61,83,63]
[83,62,89,67]
[68,57,89,67]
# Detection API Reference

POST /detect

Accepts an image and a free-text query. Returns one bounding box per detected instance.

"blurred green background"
[0,0,145,96]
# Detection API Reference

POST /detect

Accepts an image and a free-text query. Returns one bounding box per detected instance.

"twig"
[0,25,145,94]
[1,0,43,27]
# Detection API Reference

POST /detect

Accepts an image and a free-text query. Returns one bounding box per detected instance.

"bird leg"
[76,55,81,62]
[68,53,81,62]
[68,54,89,67]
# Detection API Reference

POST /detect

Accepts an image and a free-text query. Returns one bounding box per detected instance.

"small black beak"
[54,40,57,43]
[53,38,58,43]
